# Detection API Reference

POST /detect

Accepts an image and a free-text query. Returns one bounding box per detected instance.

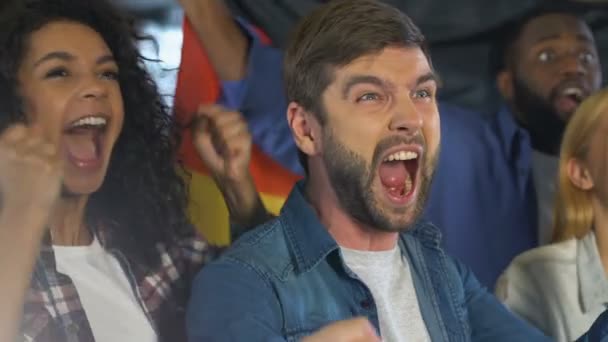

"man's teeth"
[562,87,583,100]
[384,151,418,162]
[70,116,107,128]
[405,173,412,194]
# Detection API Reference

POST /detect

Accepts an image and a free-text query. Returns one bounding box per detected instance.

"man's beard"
[321,128,437,232]
[512,76,567,155]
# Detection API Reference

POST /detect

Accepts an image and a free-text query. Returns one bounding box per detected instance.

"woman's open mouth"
[62,114,109,171]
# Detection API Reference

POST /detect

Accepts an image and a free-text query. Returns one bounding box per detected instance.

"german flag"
[174,18,300,245]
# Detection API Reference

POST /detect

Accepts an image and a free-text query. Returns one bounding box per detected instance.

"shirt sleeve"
[217,18,302,176]
[452,258,552,342]
[186,258,286,341]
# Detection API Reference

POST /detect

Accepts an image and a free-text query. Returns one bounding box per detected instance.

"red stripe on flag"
[174,18,300,199]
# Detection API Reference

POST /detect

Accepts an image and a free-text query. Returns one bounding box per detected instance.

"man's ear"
[286,102,320,158]
[496,70,514,102]
[567,158,595,191]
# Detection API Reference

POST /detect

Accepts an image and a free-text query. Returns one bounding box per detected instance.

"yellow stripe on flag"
[186,168,287,246]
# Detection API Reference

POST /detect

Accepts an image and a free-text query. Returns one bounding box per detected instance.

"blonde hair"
[552,88,608,242]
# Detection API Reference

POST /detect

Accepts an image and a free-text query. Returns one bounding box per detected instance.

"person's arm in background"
[177,0,302,175]
[0,125,62,342]
[178,0,248,81]
[192,105,271,231]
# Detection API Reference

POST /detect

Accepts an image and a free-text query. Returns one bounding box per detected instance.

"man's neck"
[305,170,399,252]
[49,194,92,247]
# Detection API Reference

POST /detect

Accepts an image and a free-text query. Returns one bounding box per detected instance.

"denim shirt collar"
[281,180,443,273]
[281,181,339,273]
[578,231,608,313]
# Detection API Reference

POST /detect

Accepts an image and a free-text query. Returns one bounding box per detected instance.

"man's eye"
[580,52,595,64]
[413,89,431,99]
[538,50,556,63]
[357,93,381,102]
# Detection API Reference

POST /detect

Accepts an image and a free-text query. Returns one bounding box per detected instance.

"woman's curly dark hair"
[0,0,193,266]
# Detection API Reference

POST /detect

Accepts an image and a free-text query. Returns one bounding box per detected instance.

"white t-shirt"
[53,237,157,342]
[341,245,430,342]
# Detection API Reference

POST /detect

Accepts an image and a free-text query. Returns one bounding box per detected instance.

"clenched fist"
[303,318,380,342]
[0,124,63,342]
[0,124,62,221]
[192,105,252,184]
[191,105,270,228]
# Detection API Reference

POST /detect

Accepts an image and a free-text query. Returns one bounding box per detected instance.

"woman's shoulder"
[496,239,578,295]
[509,238,579,270]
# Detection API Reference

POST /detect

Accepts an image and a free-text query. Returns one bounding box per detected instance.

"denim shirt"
[186,181,548,341]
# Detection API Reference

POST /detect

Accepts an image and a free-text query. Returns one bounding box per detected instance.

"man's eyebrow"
[535,33,593,45]
[341,71,441,98]
[416,71,441,88]
[341,75,392,98]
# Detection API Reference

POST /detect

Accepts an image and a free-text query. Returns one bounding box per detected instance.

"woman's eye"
[45,67,69,79]
[100,70,119,81]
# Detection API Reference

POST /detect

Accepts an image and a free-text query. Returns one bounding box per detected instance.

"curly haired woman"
[0,0,267,340]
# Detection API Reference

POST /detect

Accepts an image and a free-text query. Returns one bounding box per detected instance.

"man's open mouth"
[378,147,420,204]
[553,84,589,116]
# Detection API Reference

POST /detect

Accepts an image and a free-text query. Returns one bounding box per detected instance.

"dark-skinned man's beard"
[512,76,566,156]
[320,128,437,232]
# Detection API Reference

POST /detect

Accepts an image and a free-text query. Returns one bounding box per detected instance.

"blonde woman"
[496,88,608,341]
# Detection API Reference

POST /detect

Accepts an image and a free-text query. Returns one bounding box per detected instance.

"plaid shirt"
[20,228,219,342]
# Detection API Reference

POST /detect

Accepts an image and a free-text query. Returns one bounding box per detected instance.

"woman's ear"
[567,158,594,191]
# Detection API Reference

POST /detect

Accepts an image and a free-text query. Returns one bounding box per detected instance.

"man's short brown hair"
[283,0,431,172]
